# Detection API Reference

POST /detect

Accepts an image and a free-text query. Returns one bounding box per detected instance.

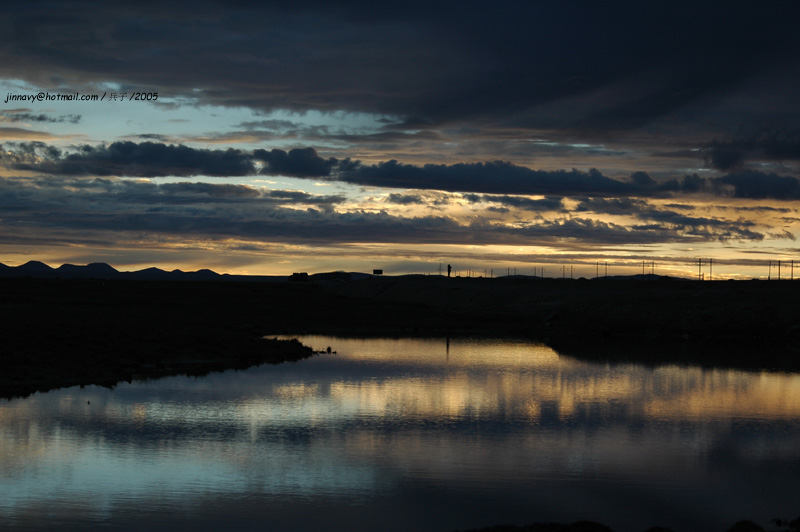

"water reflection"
[1,337,799,532]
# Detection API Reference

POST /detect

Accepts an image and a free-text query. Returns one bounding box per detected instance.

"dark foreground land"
[2,275,800,398]
[455,517,800,532]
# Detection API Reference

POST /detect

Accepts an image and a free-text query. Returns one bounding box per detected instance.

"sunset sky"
[2,1,800,278]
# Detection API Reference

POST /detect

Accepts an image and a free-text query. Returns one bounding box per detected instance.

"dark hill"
[86,262,119,275]
[18,260,54,272]
[55,263,120,279]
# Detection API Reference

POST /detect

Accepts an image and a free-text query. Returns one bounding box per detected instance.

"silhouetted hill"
[18,260,54,272]
[180,268,221,280]
[0,261,285,281]
[86,262,120,275]
[128,266,171,280]
[56,262,120,279]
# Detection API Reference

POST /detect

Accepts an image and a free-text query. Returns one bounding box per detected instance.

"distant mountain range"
[0,260,684,282]
[0,260,287,282]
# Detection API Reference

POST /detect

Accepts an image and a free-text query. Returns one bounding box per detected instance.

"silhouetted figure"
[447,264,451,277]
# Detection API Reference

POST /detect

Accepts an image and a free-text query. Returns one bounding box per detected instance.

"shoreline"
[2,276,799,399]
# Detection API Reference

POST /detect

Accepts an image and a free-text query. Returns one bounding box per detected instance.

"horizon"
[2,3,800,279]
[5,256,800,281]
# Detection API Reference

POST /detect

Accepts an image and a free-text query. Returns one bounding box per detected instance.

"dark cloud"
[712,171,800,199]
[261,189,345,205]
[0,173,769,249]
[703,130,800,171]
[1,1,798,133]
[576,198,649,215]
[0,141,666,196]
[9,140,800,203]
[11,141,255,177]
[254,147,337,177]
[385,193,427,205]
[2,140,62,160]
[335,160,715,197]
[336,160,633,196]
[160,182,261,198]
[575,196,765,241]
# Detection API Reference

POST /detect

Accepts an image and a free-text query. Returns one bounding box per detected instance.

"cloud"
[8,140,800,203]
[10,141,255,177]
[160,182,261,198]
[254,147,337,177]
[704,131,800,171]
[335,160,635,195]
[483,195,565,212]
[1,1,797,134]
[575,197,765,242]
[334,160,715,197]
[575,197,650,215]
[712,171,800,199]
[0,110,81,124]
[0,127,61,140]
[0,171,772,252]
[1,141,648,196]
[261,189,345,205]
[385,193,428,205]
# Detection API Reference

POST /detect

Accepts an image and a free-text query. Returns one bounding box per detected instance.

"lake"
[1,336,799,532]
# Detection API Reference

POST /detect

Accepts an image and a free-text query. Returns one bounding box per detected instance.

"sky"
[2,1,800,278]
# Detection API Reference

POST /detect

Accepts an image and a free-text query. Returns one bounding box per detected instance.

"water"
[1,337,799,532]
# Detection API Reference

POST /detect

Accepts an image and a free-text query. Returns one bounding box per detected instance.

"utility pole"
[709,258,712,281]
